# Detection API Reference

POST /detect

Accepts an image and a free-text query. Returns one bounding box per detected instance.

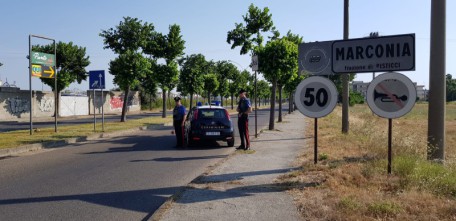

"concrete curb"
[0,124,168,158]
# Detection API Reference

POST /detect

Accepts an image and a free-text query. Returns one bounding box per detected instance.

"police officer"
[173,97,187,147]
[236,89,252,150]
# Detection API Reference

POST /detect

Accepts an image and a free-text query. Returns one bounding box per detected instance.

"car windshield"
[199,109,226,119]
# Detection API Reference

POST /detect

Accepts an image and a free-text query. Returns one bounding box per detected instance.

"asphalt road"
[0,106,288,221]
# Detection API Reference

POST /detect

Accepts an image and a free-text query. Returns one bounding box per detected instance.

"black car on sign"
[183,106,234,147]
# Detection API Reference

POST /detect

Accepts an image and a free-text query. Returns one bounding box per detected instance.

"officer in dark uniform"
[173,97,187,147]
[236,89,252,150]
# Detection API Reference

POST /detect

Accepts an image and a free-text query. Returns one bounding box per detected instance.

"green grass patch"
[364,154,456,197]
[0,116,172,149]
[318,153,329,161]
[367,201,402,217]
[337,196,361,211]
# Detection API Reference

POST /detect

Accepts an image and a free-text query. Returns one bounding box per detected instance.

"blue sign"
[89,70,105,89]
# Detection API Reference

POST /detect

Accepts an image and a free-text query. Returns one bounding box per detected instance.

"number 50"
[303,88,328,107]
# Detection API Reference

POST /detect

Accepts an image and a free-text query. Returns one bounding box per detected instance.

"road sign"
[89,70,105,89]
[31,51,56,66]
[298,41,335,76]
[294,76,338,118]
[366,72,416,119]
[332,34,415,73]
[251,55,258,71]
[31,64,55,78]
[31,64,42,77]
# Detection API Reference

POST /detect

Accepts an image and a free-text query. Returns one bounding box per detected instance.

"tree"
[178,54,207,109]
[227,3,276,55]
[202,73,219,104]
[227,68,241,109]
[109,50,151,121]
[257,80,270,106]
[276,32,302,121]
[100,16,153,121]
[284,74,305,113]
[141,59,158,111]
[33,41,90,116]
[145,24,185,118]
[215,61,238,106]
[258,38,298,130]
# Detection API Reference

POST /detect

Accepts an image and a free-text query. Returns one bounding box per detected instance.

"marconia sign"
[332,34,415,74]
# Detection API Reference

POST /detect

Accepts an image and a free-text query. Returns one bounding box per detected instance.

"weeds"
[285,104,456,220]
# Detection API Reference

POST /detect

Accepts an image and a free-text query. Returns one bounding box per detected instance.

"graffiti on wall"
[6,97,29,114]
[110,96,123,110]
[39,98,54,112]
[128,94,140,106]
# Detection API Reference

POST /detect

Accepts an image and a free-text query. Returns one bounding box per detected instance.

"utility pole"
[427,0,446,162]
[342,0,350,134]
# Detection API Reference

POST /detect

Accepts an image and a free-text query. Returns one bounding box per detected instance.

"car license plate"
[206,132,220,136]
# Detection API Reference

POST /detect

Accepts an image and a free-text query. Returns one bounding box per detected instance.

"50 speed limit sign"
[294,76,338,118]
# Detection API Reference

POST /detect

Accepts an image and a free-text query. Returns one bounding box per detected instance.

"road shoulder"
[155,111,307,221]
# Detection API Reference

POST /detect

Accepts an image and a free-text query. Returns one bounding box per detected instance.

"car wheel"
[227,138,235,147]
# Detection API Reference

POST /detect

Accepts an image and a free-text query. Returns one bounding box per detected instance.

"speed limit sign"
[294,76,338,118]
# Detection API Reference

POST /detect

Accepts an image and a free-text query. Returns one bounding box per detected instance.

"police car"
[183,105,234,147]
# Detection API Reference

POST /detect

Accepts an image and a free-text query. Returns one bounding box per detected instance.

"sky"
[0,0,455,92]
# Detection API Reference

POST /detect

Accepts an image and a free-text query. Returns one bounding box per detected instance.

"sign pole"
[427,0,446,162]
[29,35,33,135]
[93,89,96,132]
[54,40,57,133]
[255,70,258,138]
[388,118,393,174]
[342,0,350,134]
[314,118,318,164]
[101,89,105,132]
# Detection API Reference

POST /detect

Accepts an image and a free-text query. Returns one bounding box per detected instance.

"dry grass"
[281,103,456,220]
[0,116,172,149]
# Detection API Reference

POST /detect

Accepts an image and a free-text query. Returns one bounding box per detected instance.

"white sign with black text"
[332,34,415,74]
[294,76,338,118]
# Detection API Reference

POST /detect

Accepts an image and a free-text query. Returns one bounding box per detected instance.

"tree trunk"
[288,92,292,114]
[269,80,277,130]
[149,93,153,111]
[278,85,283,122]
[55,91,60,117]
[207,92,211,104]
[190,93,194,109]
[162,89,167,118]
[121,87,130,122]
[231,94,234,109]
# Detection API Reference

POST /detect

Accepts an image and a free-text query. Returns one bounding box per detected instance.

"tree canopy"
[227,3,275,54]
[100,17,153,121]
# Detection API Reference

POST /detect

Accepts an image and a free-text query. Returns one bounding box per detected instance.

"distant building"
[350,80,427,101]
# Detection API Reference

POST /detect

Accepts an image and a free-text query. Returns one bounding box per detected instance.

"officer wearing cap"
[173,96,187,147]
[236,89,252,150]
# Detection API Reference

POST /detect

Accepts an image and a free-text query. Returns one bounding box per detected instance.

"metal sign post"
[89,70,106,132]
[367,72,417,174]
[251,55,259,138]
[93,89,96,132]
[294,77,338,164]
[29,34,57,135]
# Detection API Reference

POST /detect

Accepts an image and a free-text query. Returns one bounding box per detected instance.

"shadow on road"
[131,154,228,162]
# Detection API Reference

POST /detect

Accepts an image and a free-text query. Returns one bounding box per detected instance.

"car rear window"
[199,109,227,119]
